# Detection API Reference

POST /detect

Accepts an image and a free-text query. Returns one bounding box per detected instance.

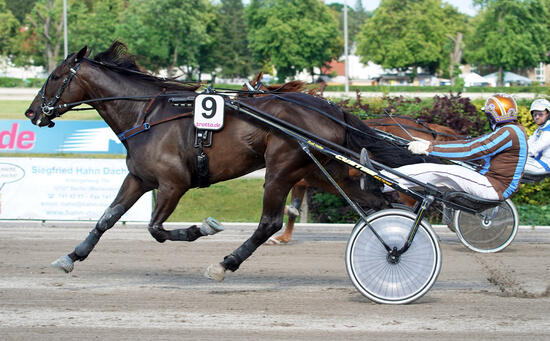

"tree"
[116,0,215,78]
[214,0,255,78]
[70,0,125,55]
[356,0,463,75]
[9,0,87,72]
[439,4,469,81]
[0,0,19,55]
[246,0,341,82]
[5,0,37,23]
[348,0,371,46]
[326,1,372,54]
[465,0,549,85]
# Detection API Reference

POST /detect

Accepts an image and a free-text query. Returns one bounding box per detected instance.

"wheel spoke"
[346,209,441,304]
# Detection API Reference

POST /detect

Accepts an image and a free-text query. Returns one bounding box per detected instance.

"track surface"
[1,222,549,340]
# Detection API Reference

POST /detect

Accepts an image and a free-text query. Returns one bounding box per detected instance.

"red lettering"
[17,131,35,150]
[0,123,17,149]
[0,131,9,148]
[0,123,35,150]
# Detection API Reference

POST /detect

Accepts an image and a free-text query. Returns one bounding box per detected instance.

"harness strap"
[366,122,466,139]
[135,88,166,126]
[414,119,438,139]
[118,112,193,141]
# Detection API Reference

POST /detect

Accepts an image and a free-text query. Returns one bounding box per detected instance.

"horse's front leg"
[147,183,223,243]
[206,177,295,282]
[51,173,147,273]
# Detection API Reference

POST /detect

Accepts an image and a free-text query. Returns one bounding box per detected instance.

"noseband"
[39,62,81,118]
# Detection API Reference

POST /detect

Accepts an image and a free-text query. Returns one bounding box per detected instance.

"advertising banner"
[0,120,126,154]
[0,157,152,221]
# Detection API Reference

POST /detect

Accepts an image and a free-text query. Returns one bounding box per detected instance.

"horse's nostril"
[25,110,35,119]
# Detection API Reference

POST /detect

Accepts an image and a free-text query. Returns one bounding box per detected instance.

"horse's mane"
[91,41,201,92]
[243,72,325,97]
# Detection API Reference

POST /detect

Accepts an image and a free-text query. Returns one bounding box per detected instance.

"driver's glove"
[408,138,431,155]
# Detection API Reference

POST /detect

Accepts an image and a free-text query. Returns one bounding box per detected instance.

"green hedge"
[2,76,548,95]
[308,190,549,226]
[0,77,45,88]
[323,84,548,94]
[307,93,550,226]
[516,204,550,226]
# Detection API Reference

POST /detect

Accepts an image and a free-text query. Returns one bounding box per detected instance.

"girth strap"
[117,112,193,141]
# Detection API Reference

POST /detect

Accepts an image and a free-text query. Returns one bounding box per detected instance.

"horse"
[238,71,324,97]
[237,74,463,245]
[238,73,394,244]
[269,116,464,244]
[24,41,433,282]
[364,116,466,142]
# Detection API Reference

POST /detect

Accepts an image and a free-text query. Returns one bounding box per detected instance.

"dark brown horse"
[239,73,394,244]
[269,116,462,244]
[24,42,431,281]
[365,116,465,142]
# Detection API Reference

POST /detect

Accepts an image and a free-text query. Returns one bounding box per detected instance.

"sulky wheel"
[346,209,442,305]
[453,199,518,253]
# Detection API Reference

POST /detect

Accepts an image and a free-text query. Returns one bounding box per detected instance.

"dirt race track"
[1,222,549,340]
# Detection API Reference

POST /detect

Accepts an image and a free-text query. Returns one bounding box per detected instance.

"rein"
[46,93,182,113]
[117,111,193,141]
[116,89,193,141]
[41,65,462,145]
[366,121,467,139]
[42,90,195,141]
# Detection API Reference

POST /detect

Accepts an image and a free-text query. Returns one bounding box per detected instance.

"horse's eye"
[50,74,60,81]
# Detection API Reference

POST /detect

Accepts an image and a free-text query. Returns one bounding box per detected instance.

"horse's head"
[25,46,90,127]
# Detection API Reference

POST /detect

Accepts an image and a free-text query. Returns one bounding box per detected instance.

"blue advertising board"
[0,120,126,154]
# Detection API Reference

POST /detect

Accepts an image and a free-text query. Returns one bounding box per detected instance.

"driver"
[382,94,528,201]
[524,98,550,175]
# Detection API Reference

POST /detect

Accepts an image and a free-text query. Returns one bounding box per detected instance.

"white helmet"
[529,98,550,114]
[530,98,550,125]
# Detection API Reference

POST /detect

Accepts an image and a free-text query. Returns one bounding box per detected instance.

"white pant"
[381,163,500,200]
[524,156,550,175]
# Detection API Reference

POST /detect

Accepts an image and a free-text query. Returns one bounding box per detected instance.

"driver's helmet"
[482,94,518,127]
[529,98,550,117]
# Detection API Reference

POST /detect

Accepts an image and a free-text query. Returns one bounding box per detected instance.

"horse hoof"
[51,255,74,273]
[148,227,167,243]
[200,217,224,236]
[285,205,300,219]
[265,236,281,245]
[204,263,226,282]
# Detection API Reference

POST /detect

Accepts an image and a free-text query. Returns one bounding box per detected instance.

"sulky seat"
[443,191,502,213]
[521,172,549,184]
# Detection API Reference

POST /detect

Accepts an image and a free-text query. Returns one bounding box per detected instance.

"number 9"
[201,97,216,119]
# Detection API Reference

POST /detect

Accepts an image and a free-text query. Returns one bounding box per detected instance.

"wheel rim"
[454,199,518,253]
[346,209,441,304]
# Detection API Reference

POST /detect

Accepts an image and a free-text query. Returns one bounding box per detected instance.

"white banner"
[0,157,152,221]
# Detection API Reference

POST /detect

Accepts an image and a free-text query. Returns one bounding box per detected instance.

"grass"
[1,101,35,119]
[2,100,547,224]
[0,100,269,222]
[0,100,101,120]
[166,178,267,223]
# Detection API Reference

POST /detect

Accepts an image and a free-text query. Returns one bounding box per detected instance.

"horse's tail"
[343,111,438,167]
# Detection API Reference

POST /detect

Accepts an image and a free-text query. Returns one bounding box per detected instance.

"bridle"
[39,61,82,119]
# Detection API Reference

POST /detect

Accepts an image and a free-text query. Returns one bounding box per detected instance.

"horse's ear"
[75,46,88,62]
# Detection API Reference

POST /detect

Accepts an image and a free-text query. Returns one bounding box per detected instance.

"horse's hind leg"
[147,184,223,243]
[51,174,147,273]
[267,179,307,245]
[206,155,310,281]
